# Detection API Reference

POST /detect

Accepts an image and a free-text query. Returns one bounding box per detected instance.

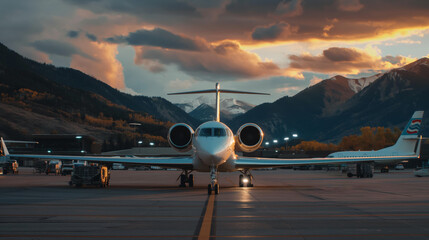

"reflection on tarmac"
[1,168,429,239]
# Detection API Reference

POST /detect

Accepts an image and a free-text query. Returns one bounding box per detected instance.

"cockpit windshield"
[197,128,228,137]
[214,128,226,136]
[199,128,212,137]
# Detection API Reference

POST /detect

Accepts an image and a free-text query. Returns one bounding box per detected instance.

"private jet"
[0,83,424,195]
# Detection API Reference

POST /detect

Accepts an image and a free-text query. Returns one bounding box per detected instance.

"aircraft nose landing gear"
[208,167,219,195]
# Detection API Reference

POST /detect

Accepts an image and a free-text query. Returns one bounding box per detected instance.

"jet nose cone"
[198,144,230,166]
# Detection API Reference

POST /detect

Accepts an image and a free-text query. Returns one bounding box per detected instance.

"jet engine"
[235,123,264,152]
[168,123,194,152]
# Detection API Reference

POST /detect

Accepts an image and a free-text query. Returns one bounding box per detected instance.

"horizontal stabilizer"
[4,140,38,144]
[168,89,269,95]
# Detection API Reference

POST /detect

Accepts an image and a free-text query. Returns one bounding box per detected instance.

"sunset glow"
[1,0,429,104]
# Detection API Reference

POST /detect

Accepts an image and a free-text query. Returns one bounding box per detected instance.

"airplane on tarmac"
[0,83,424,195]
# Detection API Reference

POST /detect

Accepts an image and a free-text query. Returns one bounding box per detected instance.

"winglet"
[1,137,9,156]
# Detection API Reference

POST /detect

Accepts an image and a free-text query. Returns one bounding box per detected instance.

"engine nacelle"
[168,123,194,152]
[235,123,264,153]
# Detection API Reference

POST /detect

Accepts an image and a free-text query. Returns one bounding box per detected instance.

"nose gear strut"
[208,166,219,195]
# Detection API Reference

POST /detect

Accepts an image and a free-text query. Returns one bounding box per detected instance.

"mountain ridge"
[229,58,429,142]
[0,42,199,128]
[0,42,197,145]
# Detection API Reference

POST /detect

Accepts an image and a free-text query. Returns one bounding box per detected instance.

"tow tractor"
[346,162,374,178]
[69,164,110,187]
[1,160,19,175]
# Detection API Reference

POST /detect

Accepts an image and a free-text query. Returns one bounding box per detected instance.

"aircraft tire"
[188,174,194,187]
[239,175,244,187]
[246,175,253,187]
[208,184,212,195]
[180,174,187,187]
[214,184,219,195]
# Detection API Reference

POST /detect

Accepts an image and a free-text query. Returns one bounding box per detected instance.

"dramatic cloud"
[224,0,285,17]
[65,0,199,17]
[309,76,323,86]
[106,28,209,51]
[275,85,300,94]
[252,22,296,41]
[288,47,415,75]
[134,41,286,80]
[1,0,429,103]
[70,42,125,89]
[65,0,429,44]
[32,39,92,59]
[85,33,97,41]
[67,30,80,38]
[382,55,414,66]
[275,0,303,17]
[337,0,364,12]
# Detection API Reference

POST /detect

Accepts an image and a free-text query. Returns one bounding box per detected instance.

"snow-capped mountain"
[175,96,254,121]
[231,57,429,142]
[347,73,383,93]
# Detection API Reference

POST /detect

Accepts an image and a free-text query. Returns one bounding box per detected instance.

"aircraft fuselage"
[192,121,237,172]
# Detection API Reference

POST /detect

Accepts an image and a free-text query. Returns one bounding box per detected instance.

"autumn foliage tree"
[290,126,401,152]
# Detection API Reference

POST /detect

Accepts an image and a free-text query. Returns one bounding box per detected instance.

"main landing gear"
[207,167,219,195]
[239,170,253,187]
[178,170,194,187]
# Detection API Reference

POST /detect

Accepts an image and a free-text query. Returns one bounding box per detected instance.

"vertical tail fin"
[390,111,424,154]
[168,83,269,122]
[1,137,10,164]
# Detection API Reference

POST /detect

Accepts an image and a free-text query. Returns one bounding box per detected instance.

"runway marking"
[0,234,194,238]
[1,233,429,239]
[196,194,216,240]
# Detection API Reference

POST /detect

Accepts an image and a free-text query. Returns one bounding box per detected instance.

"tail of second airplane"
[383,111,424,155]
[1,137,10,163]
[1,137,9,156]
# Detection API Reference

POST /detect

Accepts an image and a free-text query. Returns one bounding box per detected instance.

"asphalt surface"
[0,167,428,239]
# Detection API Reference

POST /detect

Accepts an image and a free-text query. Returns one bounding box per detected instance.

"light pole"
[284,137,289,150]
[129,123,141,147]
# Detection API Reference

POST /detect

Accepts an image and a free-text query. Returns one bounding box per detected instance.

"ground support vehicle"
[69,165,110,187]
[61,160,74,175]
[45,160,61,175]
[33,161,47,174]
[346,162,374,178]
[2,160,18,175]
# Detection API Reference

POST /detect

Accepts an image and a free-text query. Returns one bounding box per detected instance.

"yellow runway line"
[198,194,215,240]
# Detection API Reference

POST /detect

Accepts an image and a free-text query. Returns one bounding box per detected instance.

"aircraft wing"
[235,155,418,169]
[10,154,194,170]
